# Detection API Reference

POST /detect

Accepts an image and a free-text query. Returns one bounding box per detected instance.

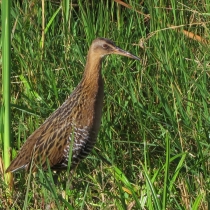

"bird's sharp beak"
[114,47,140,60]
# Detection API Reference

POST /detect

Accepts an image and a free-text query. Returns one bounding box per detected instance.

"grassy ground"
[1,0,210,209]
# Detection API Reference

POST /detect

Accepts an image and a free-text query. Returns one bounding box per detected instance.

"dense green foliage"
[1,0,210,209]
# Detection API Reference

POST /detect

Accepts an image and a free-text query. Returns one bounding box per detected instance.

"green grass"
[1,0,12,184]
[1,0,210,209]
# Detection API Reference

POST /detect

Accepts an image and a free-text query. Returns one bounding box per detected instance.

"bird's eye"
[102,44,109,49]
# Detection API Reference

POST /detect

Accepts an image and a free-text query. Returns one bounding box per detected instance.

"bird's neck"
[82,52,103,88]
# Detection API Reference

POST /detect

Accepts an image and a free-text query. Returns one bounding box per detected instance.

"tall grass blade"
[163,130,170,209]
[1,0,12,183]
[143,166,161,210]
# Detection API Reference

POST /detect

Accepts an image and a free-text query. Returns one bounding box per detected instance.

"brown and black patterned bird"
[6,38,140,173]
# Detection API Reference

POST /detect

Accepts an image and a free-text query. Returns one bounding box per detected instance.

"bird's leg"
[66,164,79,190]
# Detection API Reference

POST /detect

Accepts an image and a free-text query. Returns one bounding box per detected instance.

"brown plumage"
[6,38,140,173]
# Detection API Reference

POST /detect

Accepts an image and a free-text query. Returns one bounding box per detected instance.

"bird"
[6,38,140,173]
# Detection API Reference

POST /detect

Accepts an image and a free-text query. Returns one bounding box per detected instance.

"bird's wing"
[6,99,74,173]
[30,119,72,172]
[6,91,91,173]
[5,126,42,173]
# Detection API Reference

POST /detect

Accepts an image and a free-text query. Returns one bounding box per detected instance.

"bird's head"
[90,38,140,60]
